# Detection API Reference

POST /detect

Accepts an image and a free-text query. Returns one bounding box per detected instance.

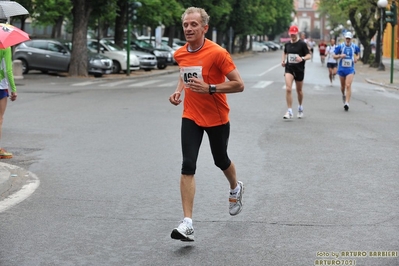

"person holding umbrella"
[0,19,20,158]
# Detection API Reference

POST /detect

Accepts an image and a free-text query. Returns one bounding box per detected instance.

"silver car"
[104,38,157,71]
[130,48,157,71]
[13,39,113,77]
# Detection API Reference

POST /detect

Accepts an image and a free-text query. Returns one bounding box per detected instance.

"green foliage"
[318,0,379,64]
[31,0,71,26]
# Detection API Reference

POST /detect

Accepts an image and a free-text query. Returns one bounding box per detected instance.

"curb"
[365,78,399,90]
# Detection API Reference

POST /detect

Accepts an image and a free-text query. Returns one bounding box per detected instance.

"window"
[48,43,66,53]
[32,41,48,50]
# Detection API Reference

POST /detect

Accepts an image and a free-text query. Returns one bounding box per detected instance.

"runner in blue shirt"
[333,32,360,111]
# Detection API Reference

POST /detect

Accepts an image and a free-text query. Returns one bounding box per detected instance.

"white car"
[87,39,140,74]
[252,41,269,53]
[161,37,183,50]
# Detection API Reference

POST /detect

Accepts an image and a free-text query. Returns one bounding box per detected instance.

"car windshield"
[101,39,123,51]
[135,40,155,49]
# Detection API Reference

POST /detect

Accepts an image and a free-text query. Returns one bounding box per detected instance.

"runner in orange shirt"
[169,6,245,242]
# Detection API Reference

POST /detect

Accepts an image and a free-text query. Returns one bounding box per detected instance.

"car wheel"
[112,60,121,74]
[262,48,267,53]
[157,63,167,70]
[19,59,29,74]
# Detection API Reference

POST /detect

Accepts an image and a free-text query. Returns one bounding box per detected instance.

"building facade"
[293,0,330,41]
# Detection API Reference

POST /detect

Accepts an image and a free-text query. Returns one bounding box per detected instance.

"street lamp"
[377,0,388,71]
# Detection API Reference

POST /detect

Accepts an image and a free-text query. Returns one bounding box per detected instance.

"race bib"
[180,66,203,84]
[342,59,352,67]
[288,53,299,63]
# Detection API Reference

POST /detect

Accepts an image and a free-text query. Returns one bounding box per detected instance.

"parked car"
[262,41,279,51]
[13,39,113,77]
[269,41,283,50]
[131,38,173,69]
[174,40,187,47]
[104,39,157,72]
[252,41,269,52]
[140,37,177,65]
[87,51,113,77]
[128,47,157,71]
[161,37,183,50]
[87,39,140,74]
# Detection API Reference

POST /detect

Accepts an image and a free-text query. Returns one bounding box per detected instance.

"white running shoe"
[297,107,304,119]
[283,111,293,119]
[171,220,195,241]
[229,181,244,216]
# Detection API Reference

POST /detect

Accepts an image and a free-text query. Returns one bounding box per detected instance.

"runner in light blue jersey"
[333,32,360,111]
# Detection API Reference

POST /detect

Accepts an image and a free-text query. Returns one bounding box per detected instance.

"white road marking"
[0,171,40,213]
[252,81,273,89]
[157,82,177,87]
[99,80,133,87]
[128,80,161,87]
[258,64,281,76]
[71,81,105,87]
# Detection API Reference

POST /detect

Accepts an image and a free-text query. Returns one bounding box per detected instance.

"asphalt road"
[0,50,398,266]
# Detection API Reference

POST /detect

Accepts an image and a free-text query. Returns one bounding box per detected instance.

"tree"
[32,0,71,38]
[318,0,379,65]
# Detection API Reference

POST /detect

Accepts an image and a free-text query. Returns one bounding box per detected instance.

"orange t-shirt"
[174,39,236,127]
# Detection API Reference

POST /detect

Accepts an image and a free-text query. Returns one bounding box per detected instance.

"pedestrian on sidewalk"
[0,45,17,159]
[281,25,311,119]
[333,32,360,111]
[325,38,338,85]
[168,6,245,242]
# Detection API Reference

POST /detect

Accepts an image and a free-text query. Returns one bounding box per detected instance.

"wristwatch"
[209,84,216,95]
[301,57,305,61]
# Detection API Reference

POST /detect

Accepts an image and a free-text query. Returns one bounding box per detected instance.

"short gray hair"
[181,7,210,26]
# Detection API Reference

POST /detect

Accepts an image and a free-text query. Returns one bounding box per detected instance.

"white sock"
[183,217,192,226]
[230,184,240,194]
[288,108,293,114]
[345,102,349,105]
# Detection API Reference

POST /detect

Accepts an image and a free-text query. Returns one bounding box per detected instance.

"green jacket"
[0,47,16,92]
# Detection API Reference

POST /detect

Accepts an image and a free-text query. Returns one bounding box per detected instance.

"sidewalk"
[360,57,399,90]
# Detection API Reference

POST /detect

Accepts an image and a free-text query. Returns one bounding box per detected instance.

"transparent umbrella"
[0,1,29,19]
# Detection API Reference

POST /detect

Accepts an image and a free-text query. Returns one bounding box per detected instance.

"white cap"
[344,32,353,39]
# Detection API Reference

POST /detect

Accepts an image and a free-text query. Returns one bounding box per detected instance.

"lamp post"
[383,0,397,83]
[377,0,388,71]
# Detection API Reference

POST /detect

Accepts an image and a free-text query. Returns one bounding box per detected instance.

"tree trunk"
[114,0,127,48]
[69,0,92,77]
[51,17,64,39]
